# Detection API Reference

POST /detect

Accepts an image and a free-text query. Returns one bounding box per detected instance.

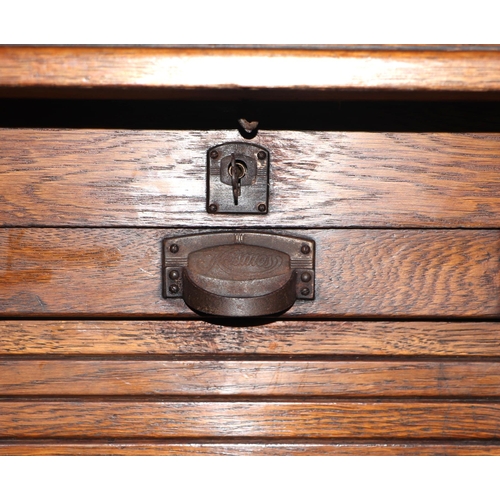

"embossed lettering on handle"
[163,232,315,317]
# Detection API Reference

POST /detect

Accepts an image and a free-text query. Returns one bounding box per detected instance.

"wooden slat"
[1,440,499,456]
[2,359,500,397]
[2,130,500,228]
[1,229,499,318]
[2,401,500,439]
[2,321,500,356]
[1,47,500,98]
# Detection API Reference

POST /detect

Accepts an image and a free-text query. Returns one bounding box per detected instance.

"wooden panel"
[2,321,500,356]
[3,130,500,228]
[2,359,500,397]
[1,229,499,318]
[3,46,498,456]
[1,47,500,98]
[1,440,500,456]
[2,401,500,439]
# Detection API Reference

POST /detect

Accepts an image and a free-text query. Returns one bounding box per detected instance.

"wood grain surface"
[2,130,500,228]
[2,359,500,397]
[1,47,500,98]
[2,321,500,356]
[3,46,500,456]
[2,400,500,439]
[2,440,500,456]
[1,228,499,318]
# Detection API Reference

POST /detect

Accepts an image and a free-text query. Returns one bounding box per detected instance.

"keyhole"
[228,160,247,180]
[229,158,247,205]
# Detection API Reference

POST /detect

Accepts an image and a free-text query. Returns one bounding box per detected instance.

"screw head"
[300,244,311,255]
[301,272,312,283]
[257,203,267,213]
[169,284,179,294]
[208,203,218,213]
[210,150,219,159]
[300,287,311,296]
[169,244,179,254]
[169,270,180,280]
[257,151,267,160]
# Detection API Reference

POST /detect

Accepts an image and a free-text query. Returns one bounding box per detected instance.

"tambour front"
[1,46,500,455]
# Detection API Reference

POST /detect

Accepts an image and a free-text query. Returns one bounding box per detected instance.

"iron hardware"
[163,232,315,317]
[207,142,269,214]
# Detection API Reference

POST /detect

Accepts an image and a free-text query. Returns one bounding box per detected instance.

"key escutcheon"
[207,142,269,214]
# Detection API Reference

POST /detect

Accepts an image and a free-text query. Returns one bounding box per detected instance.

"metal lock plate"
[207,142,269,214]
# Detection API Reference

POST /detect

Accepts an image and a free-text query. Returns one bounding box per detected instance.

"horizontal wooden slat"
[1,229,499,318]
[2,130,500,228]
[2,321,500,356]
[1,440,499,455]
[2,359,500,397]
[1,47,500,98]
[2,400,500,439]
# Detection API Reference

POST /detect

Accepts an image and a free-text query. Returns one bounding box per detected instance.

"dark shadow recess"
[2,99,500,132]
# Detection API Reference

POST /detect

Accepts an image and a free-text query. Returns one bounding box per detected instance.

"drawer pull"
[163,232,315,317]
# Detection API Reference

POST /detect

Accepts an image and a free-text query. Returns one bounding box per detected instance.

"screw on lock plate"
[207,142,269,214]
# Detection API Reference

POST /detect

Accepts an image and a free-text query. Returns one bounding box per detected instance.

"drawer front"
[2,129,500,228]
[2,128,499,320]
[0,228,499,318]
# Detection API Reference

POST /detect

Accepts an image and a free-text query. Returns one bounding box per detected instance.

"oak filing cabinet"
[1,46,500,455]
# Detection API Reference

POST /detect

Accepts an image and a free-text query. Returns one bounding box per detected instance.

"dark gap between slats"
[4,317,500,323]
[3,314,500,321]
[3,396,500,403]
[2,354,500,362]
[8,226,500,231]
[2,100,500,132]
[2,437,500,445]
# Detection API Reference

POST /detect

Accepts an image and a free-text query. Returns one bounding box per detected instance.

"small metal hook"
[238,118,259,138]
